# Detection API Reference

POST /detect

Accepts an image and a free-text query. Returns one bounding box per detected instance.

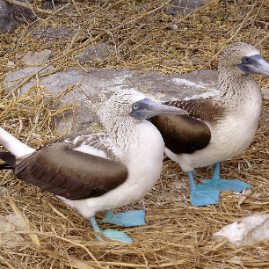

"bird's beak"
[238,55,269,76]
[130,98,188,120]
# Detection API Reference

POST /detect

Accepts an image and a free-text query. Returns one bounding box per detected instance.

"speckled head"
[219,42,269,76]
[105,89,187,123]
[105,90,145,119]
[220,42,260,67]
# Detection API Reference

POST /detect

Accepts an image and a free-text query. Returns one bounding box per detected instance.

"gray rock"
[0,213,26,247]
[0,0,12,33]
[76,44,114,63]
[42,0,70,9]
[0,0,36,34]
[169,24,179,30]
[6,60,15,67]
[261,88,269,101]
[22,49,53,66]
[30,26,80,42]
[166,0,211,15]
[0,186,8,194]
[3,67,218,133]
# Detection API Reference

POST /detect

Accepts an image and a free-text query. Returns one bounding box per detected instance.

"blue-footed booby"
[0,90,187,243]
[150,42,269,207]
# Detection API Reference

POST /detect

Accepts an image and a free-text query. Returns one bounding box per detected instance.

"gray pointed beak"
[130,98,188,120]
[238,55,269,76]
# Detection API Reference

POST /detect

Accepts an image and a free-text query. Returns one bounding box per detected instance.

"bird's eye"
[133,105,139,109]
[242,57,250,64]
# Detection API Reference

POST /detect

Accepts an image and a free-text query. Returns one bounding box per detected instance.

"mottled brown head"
[219,42,260,75]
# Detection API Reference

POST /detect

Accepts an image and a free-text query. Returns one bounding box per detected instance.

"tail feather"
[0,152,16,169]
[0,163,14,170]
[0,127,35,158]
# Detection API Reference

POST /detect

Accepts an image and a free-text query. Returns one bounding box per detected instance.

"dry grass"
[0,0,269,268]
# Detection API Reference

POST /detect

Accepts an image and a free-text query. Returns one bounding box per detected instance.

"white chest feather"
[66,121,165,218]
[91,122,164,210]
[166,87,262,172]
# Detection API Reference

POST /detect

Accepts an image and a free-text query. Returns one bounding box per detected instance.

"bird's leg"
[90,216,133,243]
[188,171,220,206]
[212,162,221,180]
[102,209,146,227]
[201,162,252,192]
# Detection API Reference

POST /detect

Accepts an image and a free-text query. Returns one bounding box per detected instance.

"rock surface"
[22,50,53,66]
[30,26,80,42]
[3,66,218,133]
[76,44,115,63]
[0,213,26,247]
[261,88,269,101]
[0,0,35,34]
[166,0,211,15]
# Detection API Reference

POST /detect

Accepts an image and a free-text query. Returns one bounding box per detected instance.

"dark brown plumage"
[150,98,226,154]
[165,98,226,124]
[150,42,269,207]
[15,141,128,200]
[0,90,188,242]
[0,152,16,168]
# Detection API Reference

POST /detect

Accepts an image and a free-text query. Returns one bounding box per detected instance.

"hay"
[0,0,269,268]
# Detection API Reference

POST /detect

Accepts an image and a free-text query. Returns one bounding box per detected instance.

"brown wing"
[0,152,16,168]
[166,98,225,124]
[150,98,225,154]
[15,142,128,200]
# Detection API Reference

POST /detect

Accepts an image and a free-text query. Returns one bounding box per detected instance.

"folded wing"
[150,98,225,154]
[15,133,128,200]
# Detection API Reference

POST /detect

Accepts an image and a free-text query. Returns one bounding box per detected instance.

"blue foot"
[201,162,252,192]
[100,229,133,243]
[201,178,252,192]
[90,216,133,243]
[190,185,220,206]
[102,209,146,227]
[188,171,220,207]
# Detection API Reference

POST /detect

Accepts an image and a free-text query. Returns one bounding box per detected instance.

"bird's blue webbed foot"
[202,178,252,192]
[102,209,146,227]
[100,229,133,243]
[90,216,133,243]
[188,171,220,207]
[201,162,252,192]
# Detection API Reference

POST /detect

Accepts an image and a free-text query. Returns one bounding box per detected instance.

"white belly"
[63,121,165,218]
[166,100,261,172]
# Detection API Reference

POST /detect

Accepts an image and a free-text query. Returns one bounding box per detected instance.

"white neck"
[102,120,165,208]
[105,116,138,155]
[122,120,165,197]
[122,120,165,164]
[218,71,262,109]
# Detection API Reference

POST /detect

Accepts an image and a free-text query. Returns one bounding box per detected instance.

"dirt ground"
[0,0,269,268]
